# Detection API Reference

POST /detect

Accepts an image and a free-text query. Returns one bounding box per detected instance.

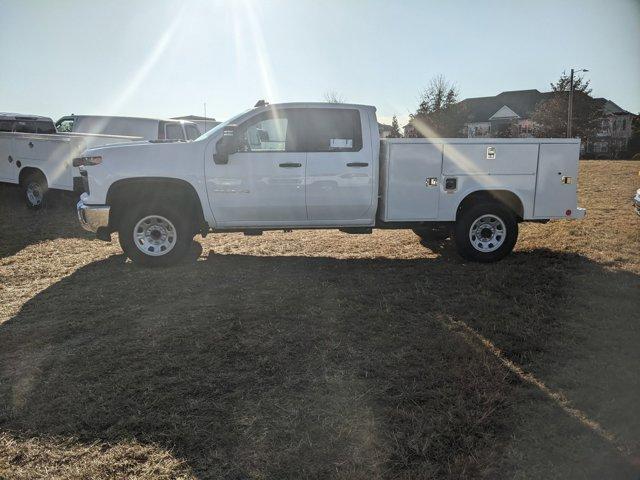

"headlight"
[72,156,102,167]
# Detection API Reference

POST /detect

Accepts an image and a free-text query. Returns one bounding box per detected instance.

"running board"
[339,227,372,234]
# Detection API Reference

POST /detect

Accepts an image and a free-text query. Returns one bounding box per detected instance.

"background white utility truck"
[55,115,201,141]
[76,102,585,265]
[0,113,141,207]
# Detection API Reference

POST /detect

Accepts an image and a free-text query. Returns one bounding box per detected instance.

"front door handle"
[279,162,302,168]
[346,162,369,167]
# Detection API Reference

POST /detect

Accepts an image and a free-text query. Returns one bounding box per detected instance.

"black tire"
[118,202,195,267]
[453,203,518,263]
[413,225,450,241]
[22,171,47,209]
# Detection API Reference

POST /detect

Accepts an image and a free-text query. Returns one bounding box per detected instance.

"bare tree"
[408,75,466,137]
[323,90,346,104]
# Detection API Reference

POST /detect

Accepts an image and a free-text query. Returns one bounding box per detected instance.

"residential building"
[378,122,393,138]
[404,89,635,157]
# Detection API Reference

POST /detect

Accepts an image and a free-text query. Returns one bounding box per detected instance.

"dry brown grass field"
[0,160,639,479]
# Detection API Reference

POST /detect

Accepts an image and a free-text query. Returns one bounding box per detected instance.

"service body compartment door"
[384,143,443,220]
[533,143,580,218]
[443,143,538,175]
[12,135,74,190]
[0,134,17,182]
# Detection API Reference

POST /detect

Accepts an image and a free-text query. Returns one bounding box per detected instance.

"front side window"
[56,118,74,132]
[303,109,362,152]
[243,117,288,152]
[185,124,200,141]
[165,123,184,140]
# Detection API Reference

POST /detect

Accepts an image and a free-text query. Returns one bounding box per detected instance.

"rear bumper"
[77,196,110,233]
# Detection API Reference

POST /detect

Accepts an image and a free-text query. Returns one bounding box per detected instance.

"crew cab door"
[304,108,374,222]
[205,109,307,226]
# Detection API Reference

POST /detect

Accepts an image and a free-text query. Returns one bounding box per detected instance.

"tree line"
[325,73,638,154]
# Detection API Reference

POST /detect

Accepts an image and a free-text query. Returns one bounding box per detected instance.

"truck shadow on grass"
[1,250,639,479]
[0,184,88,259]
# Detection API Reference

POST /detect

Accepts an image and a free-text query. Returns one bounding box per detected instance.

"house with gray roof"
[404,89,635,157]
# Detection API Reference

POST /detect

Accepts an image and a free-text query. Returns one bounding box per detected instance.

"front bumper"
[633,190,640,217]
[77,197,110,233]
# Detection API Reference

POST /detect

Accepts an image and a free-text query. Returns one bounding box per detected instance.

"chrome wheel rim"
[469,214,506,253]
[133,215,177,256]
[26,182,42,207]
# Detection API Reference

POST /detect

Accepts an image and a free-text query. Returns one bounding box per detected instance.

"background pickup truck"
[76,101,585,265]
[0,113,142,207]
[55,115,201,142]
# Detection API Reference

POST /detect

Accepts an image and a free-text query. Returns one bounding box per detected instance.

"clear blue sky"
[1,0,638,127]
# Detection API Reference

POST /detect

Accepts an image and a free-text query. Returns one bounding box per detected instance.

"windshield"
[195,108,253,141]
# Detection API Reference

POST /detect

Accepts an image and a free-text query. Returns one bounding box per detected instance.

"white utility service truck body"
[75,102,585,265]
[0,113,142,207]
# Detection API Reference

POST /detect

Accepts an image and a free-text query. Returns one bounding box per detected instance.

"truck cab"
[76,101,585,266]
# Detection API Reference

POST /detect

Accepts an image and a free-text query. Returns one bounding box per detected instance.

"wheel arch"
[456,189,524,221]
[18,167,48,187]
[106,177,207,232]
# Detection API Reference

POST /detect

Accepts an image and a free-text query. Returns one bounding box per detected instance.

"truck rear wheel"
[453,203,518,262]
[118,203,194,267]
[22,171,48,209]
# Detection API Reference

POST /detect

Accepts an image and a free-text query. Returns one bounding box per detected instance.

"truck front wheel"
[118,203,194,267]
[453,203,518,262]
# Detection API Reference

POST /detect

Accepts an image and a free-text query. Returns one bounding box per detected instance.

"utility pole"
[567,67,589,138]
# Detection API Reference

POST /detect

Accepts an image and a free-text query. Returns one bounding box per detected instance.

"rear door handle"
[346,162,369,167]
[278,162,302,168]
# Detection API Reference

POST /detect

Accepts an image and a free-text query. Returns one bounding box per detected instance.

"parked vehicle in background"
[171,115,220,134]
[55,115,201,141]
[76,101,586,266]
[0,113,141,208]
[633,188,640,216]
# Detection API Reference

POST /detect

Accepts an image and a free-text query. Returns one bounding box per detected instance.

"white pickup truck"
[0,113,141,207]
[76,102,585,265]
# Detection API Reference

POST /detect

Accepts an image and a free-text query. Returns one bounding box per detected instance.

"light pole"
[567,67,589,138]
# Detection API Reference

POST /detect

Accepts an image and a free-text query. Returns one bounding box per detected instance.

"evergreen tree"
[389,115,402,138]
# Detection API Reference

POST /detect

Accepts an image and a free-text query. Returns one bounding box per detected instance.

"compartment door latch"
[425,177,438,187]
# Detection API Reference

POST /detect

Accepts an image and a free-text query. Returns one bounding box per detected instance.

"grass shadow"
[1,248,638,478]
[0,184,88,259]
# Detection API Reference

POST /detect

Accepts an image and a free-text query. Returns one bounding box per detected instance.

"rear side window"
[165,123,184,140]
[303,109,362,152]
[36,121,56,134]
[185,124,200,140]
[13,121,37,133]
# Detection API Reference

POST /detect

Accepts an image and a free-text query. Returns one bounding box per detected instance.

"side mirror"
[213,124,238,165]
